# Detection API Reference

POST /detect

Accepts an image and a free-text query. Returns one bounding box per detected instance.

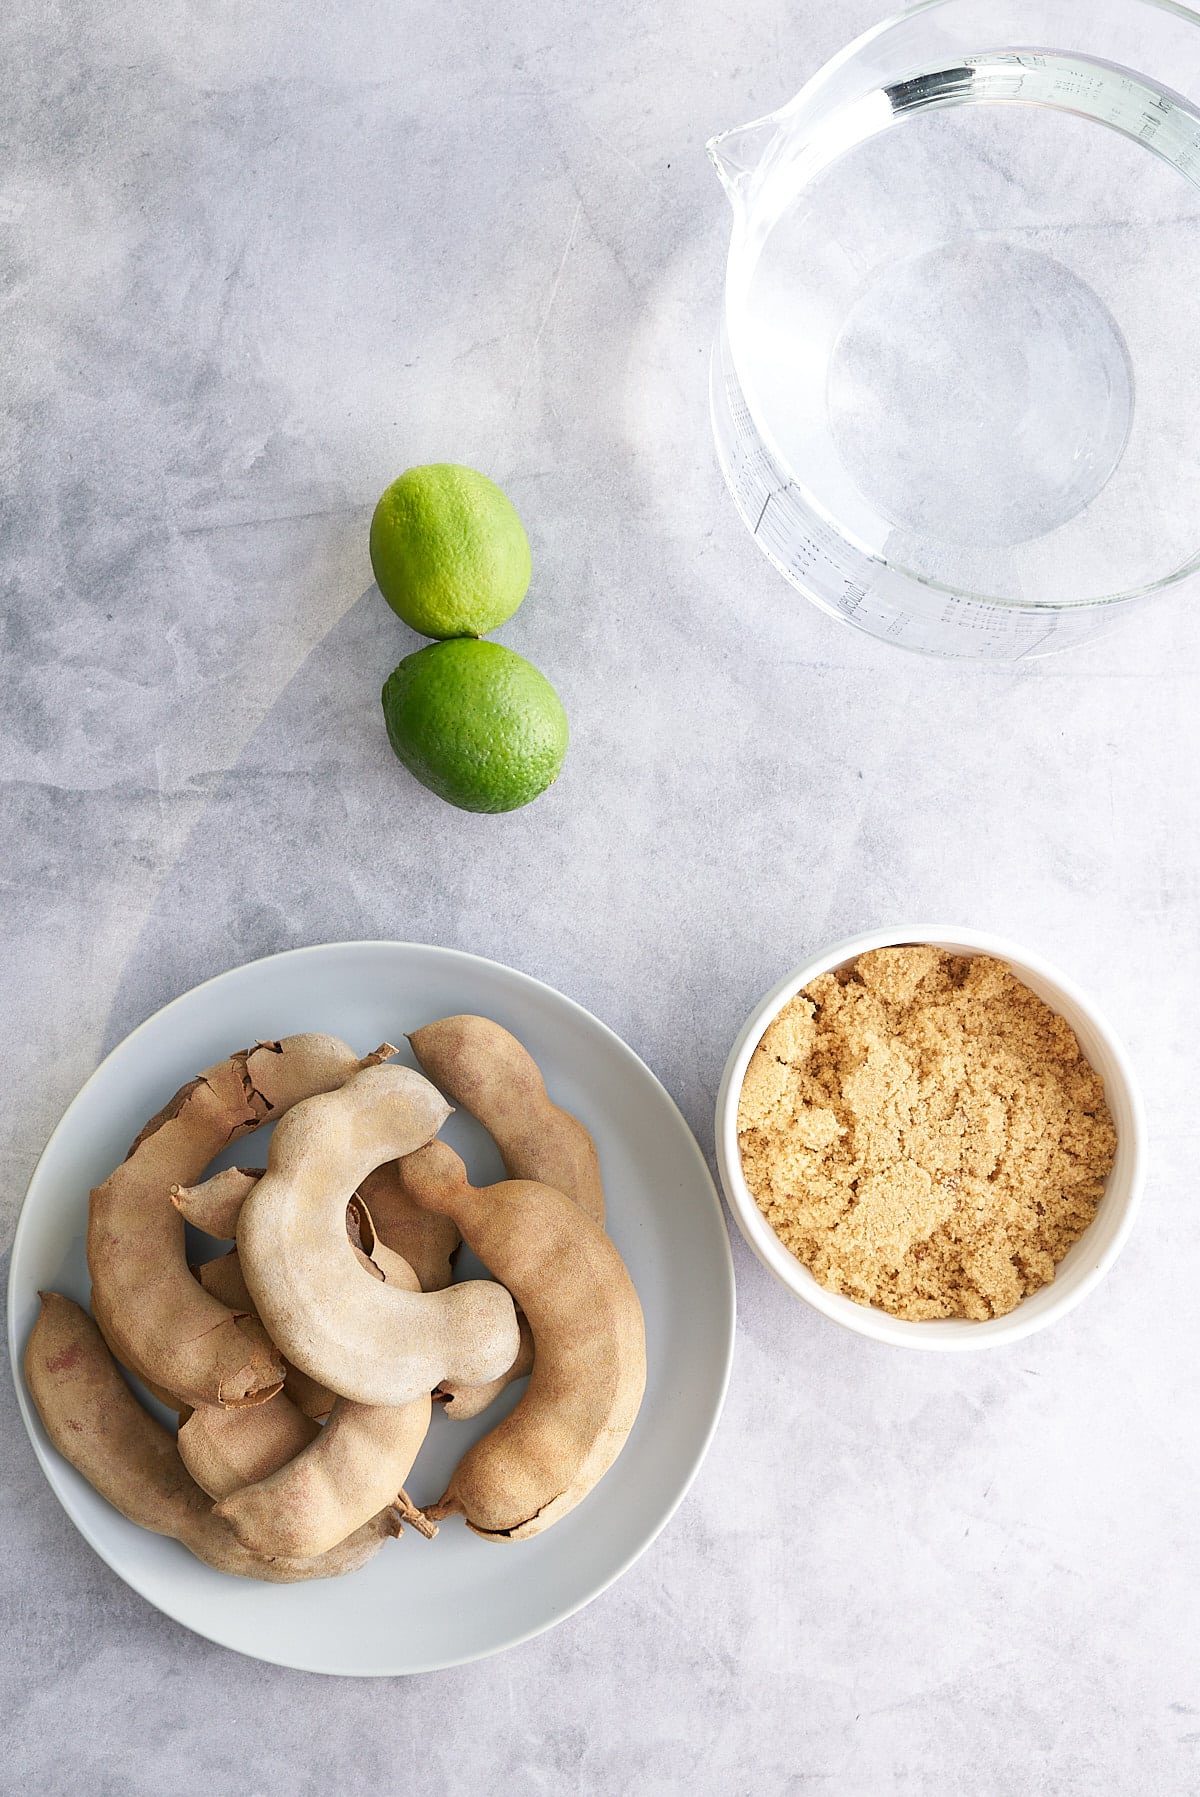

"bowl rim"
[714,924,1146,1350]
[714,0,1200,613]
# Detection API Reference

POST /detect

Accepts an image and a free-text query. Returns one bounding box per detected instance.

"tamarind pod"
[25,1294,392,1582]
[178,1391,319,1499]
[172,1157,460,1295]
[89,1286,189,1413]
[237,1064,520,1407]
[402,1142,646,1541]
[88,1034,379,1409]
[196,1251,339,1422]
[434,1312,534,1421]
[194,1248,256,1311]
[283,1366,337,1423]
[90,1056,273,1405]
[407,1015,602,1418]
[249,1038,398,1112]
[408,1015,605,1226]
[213,1244,435,1557]
[354,1161,460,1292]
[215,1393,433,1558]
[171,1168,260,1238]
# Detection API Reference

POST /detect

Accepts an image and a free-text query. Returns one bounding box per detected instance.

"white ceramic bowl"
[715,926,1145,1350]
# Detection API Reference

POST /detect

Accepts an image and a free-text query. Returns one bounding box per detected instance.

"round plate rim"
[7,939,737,1676]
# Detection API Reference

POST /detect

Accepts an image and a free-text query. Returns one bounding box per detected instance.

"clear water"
[716,49,1200,655]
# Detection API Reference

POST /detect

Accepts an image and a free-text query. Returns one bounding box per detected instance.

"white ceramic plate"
[8,942,735,1676]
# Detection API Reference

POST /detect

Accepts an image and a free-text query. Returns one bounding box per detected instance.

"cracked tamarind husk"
[407,1014,605,1419]
[353,1161,461,1292]
[399,1140,646,1541]
[25,1293,394,1582]
[87,1034,394,1410]
[195,1245,337,1421]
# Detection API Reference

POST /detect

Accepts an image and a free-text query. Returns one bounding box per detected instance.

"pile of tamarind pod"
[25,1019,647,1581]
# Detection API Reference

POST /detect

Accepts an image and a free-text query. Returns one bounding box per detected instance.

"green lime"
[369,464,531,639]
[381,639,568,813]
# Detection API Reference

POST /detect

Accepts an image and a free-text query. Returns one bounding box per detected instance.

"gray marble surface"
[3,3,1199,1792]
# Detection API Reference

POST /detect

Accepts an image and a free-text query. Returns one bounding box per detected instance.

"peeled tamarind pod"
[408,1015,605,1226]
[237,1063,520,1407]
[214,1245,435,1558]
[171,1168,260,1238]
[25,1294,392,1582]
[435,1311,534,1422]
[88,1034,384,1410]
[402,1141,646,1541]
[197,1250,338,1422]
[178,1391,319,1500]
[355,1161,459,1291]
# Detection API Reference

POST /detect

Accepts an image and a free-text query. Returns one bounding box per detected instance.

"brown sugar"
[736,947,1117,1321]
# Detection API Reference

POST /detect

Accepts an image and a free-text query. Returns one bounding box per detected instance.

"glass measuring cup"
[708,0,1200,659]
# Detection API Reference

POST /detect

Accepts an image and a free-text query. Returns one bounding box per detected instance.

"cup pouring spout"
[706,114,778,206]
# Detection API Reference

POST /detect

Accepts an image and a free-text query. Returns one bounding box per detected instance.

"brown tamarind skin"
[408,1015,605,1418]
[87,1035,375,1410]
[402,1142,646,1542]
[434,1312,534,1421]
[25,1294,393,1583]
[195,1249,338,1421]
[178,1391,320,1501]
[408,1016,605,1226]
[213,1244,435,1559]
[354,1161,460,1292]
